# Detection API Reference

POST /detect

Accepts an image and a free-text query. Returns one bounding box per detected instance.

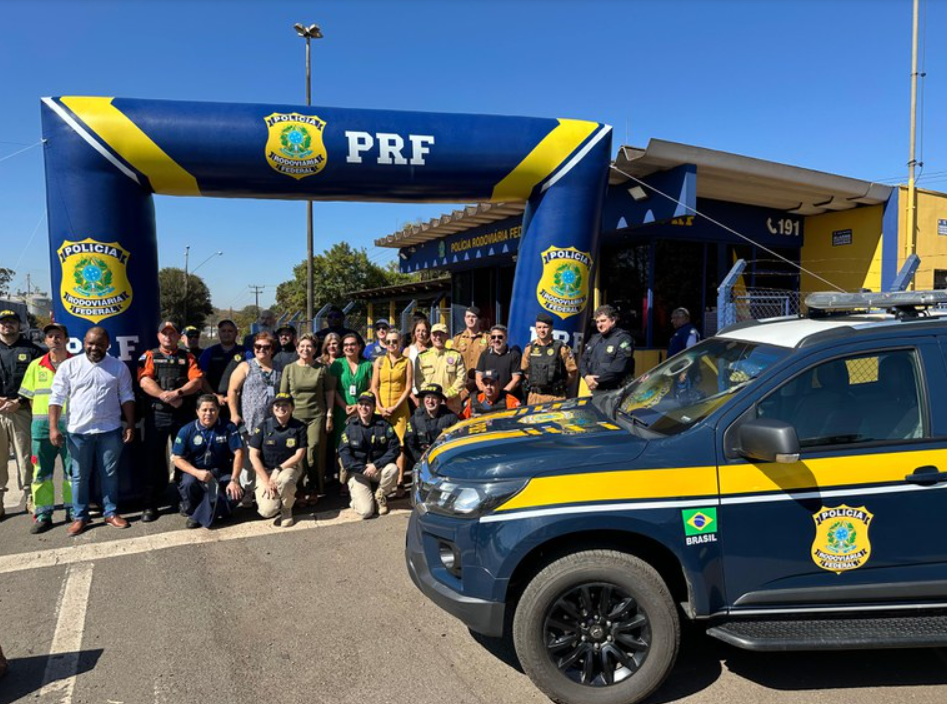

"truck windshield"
[617,338,789,436]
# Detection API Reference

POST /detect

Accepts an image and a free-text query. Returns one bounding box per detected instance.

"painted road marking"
[36,562,95,703]
[0,507,410,576]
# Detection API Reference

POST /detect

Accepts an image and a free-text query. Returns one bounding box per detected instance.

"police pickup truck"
[406,290,947,704]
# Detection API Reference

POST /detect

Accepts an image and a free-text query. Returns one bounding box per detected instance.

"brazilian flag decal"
[682,507,718,536]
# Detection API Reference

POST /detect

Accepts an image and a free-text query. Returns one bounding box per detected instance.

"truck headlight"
[421,477,528,518]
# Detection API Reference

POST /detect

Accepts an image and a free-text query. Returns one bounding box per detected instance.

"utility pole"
[294,22,323,333]
[907,0,921,272]
[249,285,265,316]
[183,245,190,324]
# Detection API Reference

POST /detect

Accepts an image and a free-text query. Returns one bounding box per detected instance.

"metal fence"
[717,260,807,330]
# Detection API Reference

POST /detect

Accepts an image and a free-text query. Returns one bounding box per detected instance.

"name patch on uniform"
[682,508,718,547]
[811,505,873,574]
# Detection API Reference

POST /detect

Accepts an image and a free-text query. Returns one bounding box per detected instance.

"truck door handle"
[904,465,947,484]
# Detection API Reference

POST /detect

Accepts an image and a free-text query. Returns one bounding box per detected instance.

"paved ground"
[3,464,947,704]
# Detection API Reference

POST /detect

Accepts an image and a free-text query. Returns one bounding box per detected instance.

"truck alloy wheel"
[513,550,679,704]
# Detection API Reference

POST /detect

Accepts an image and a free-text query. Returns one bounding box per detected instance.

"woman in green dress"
[330,332,373,450]
[280,333,335,504]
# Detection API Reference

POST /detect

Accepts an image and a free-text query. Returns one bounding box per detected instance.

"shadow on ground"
[0,649,104,704]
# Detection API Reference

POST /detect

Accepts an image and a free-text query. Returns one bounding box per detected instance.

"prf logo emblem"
[57,239,133,323]
[536,246,592,320]
[811,505,873,574]
[264,112,327,180]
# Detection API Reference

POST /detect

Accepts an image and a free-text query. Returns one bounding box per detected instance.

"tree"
[213,305,258,336]
[275,242,409,313]
[158,267,214,329]
[0,267,13,297]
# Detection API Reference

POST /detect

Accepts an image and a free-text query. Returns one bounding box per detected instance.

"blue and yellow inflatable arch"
[41,97,611,357]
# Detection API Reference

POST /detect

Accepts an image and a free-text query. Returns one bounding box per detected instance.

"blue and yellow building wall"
[900,187,947,289]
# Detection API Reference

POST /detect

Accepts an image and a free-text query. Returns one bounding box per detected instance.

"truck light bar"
[806,290,947,312]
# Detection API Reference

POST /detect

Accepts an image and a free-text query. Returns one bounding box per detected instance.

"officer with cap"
[462,369,521,419]
[18,322,71,532]
[338,391,400,518]
[0,308,43,518]
[403,383,459,467]
[183,326,203,357]
[451,306,489,398]
[138,320,204,522]
[272,324,298,372]
[668,307,701,357]
[171,394,245,529]
[416,323,466,413]
[247,392,307,527]
[522,312,578,405]
[580,305,636,397]
[363,319,390,361]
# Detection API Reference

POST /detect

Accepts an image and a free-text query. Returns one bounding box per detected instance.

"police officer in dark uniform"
[247,393,307,526]
[580,305,635,397]
[315,306,364,349]
[522,312,578,404]
[0,308,43,516]
[137,321,205,522]
[198,319,247,407]
[183,326,203,357]
[403,383,459,467]
[668,307,701,357]
[171,394,245,529]
[339,392,400,518]
[272,324,298,372]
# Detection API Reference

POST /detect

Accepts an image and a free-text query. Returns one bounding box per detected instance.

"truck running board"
[707,614,947,651]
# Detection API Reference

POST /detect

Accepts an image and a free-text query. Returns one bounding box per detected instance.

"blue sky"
[1,0,944,310]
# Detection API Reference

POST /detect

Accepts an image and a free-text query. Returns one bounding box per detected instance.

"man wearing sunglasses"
[138,321,204,522]
[315,305,364,350]
[475,324,522,400]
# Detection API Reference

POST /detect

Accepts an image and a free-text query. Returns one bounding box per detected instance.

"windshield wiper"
[617,407,651,428]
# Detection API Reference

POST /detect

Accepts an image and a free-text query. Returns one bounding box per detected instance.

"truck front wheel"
[512,550,679,704]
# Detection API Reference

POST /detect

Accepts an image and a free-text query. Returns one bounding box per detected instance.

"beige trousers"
[254,466,301,519]
[347,463,398,519]
[0,406,33,493]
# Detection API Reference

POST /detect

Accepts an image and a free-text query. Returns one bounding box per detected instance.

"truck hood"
[425,397,647,480]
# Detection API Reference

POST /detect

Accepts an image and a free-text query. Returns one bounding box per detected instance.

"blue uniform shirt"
[668,323,700,357]
[172,419,243,472]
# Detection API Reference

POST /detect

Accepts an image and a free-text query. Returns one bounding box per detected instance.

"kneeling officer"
[339,392,400,518]
[248,393,307,527]
[171,394,245,529]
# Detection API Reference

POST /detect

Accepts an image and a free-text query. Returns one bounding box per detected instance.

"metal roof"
[611,139,893,216]
[346,276,451,300]
[375,139,894,249]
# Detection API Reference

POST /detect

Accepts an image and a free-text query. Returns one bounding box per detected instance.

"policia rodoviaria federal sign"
[42,97,611,357]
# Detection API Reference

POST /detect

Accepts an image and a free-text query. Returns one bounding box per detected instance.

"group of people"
[0,300,650,536]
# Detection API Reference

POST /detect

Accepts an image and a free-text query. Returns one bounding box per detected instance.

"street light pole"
[294,22,323,333]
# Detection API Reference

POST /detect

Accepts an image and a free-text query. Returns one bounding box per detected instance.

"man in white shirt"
[49,326,136,536]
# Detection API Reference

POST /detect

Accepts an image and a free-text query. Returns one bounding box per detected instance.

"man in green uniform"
[18,323,72,533]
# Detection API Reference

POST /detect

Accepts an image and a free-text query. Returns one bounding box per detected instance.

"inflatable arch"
[41,97,611,359]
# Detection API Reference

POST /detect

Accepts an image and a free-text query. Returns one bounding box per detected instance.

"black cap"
[536,312,554,325]
[417,383,446,401]
[356,391,376,405]
[272,392,295,406]
[480,369,498,383]
[43,322,69,337]
[217,318,237,328]
[465,306,481,317]
[275,324,297,335]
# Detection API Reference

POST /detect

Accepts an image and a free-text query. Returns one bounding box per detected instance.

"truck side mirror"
[738,418,801,463]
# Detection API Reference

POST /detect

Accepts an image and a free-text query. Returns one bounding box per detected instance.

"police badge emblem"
[811,505,874,574]
[536,246,592,320]
[264,112,328,180]
[58,239,133,324]
[286,438,296,448]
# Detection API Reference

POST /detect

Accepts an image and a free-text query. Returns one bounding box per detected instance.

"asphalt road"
[2,468,947,704]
